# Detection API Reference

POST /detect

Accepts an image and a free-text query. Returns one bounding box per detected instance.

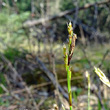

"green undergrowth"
[0,74,6,94]
[0,97,10,107]
[3,48,24,62]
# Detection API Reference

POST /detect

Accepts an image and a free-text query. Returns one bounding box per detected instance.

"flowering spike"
[68,22,73,36]
[63,44,66,55]
[94,67,110,87]
[63,44,68,70]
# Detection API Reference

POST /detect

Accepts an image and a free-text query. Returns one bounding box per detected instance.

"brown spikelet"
[68,34,77,65]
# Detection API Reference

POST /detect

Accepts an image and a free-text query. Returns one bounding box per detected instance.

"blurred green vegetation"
[0,11,30,49]
[0,0,110,51]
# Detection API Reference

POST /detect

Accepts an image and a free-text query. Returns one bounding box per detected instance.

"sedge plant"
[63,22,77,110]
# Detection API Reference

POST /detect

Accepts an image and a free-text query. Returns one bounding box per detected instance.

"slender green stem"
[86,71,90,110]
[62,104,66,110]
[67,66,72,110]
[70,106,72,110]
[88,82,90,110]
[67,66,71,92]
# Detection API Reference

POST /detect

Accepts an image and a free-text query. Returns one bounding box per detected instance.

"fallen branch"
[36,57,69,100]
[23,0,110,27]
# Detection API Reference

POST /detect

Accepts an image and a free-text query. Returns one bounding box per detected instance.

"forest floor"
[0,42,110,110]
